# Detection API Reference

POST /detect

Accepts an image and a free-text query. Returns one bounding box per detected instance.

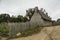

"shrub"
[0,25,9,36]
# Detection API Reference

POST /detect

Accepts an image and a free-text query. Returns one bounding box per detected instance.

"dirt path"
[51,26,60,40]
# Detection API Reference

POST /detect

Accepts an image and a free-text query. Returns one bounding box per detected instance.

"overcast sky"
[0,0,60,20]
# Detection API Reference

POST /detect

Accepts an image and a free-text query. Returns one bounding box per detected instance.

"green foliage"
[26,9,34,21]
[0,14,28,23]
[17,15,24,22]
[0,14,10,22]
[23,17,28,22]
[9,17,19,22]
[0,25,9,36]
[57,19,60,25]
[21,26,43,37]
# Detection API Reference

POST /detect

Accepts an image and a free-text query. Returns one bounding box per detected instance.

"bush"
[0,25,9,36]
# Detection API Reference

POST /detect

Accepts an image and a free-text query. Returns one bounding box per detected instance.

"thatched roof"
[27,7,52,21]
[39,11,52,21]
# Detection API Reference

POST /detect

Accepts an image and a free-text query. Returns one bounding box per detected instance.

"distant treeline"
[0,14,29,23]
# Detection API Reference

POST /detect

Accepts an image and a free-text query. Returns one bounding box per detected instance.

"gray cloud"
[0,0,60,20]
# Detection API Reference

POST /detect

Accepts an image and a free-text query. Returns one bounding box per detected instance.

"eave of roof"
[39,11,52,21]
